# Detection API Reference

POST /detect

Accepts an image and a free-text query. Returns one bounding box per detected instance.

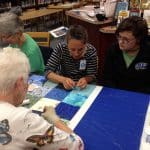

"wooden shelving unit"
[21,0,53,10]
[0,0,55,13]
[0,0,11,13]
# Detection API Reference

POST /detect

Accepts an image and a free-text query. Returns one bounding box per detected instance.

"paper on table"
[30,98,60,112]
[80,12,95,22]
[72,9,95,17]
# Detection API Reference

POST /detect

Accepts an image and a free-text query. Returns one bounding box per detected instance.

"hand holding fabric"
[63,77,76,90]
[76,77,87,89]
[42,106,60,124]
[42,106,73,133]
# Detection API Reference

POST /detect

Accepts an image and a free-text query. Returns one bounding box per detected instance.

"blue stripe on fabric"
[56,102,79,120]
[45,85,71,101]
[75,87,150,150]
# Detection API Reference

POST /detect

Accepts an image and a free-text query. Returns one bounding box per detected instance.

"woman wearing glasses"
[45,25,97,90]
[103,16,150,93]
[0,12,45,75]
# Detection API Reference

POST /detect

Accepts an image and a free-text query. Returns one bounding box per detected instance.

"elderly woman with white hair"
[0,12,45,75]
[0,47,84,150]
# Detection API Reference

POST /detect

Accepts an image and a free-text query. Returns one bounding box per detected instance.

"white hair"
[0,47,30,94]
[0,12,24,35]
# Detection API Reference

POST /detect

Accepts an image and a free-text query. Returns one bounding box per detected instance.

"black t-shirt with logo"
[103,42,150,94]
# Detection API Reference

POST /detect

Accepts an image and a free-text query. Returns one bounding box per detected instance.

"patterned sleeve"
[45,43,62,77]
[23,111,84,150]
[86,44,97,78]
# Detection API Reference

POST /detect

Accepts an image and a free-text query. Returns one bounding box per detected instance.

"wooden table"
[100,25,150,34]
[100,26,116,34]
[47,2,83,10]
[20,8,63,31]
[66,6,113,83]
[47,2,85,25]
[20,8,63,21]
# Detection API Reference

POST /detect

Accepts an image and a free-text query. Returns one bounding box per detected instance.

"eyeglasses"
[116,35,136,44]
[1,34,14,41]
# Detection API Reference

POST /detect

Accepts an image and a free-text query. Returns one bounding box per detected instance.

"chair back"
[39,46,53,66]
[26,32,50,47]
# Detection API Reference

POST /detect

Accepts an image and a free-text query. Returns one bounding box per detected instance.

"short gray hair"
[0,12,24,35]
[0,47,30,94]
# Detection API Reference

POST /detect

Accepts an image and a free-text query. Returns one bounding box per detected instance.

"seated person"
[0,12,45,75]
[103,16,150,94]
[45,25,97,90]
[0,47,84,150]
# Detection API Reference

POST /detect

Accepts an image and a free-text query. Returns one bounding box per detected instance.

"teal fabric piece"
[63,84,96,107]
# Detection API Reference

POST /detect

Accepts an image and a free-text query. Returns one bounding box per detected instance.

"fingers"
[42,106,56,117]
[43,106,51,112]
[63,78,76,90]
[77,83,86,89]
[63,78,87,90]
[42,106,60,124]
[76,78,87,89]
[43,106,48,112]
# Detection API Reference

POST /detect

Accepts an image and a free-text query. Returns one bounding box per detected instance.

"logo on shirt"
[0,119,12,145]
[135,62,148,70]
[26,125,54,147]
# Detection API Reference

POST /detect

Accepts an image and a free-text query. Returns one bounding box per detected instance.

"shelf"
[0,0,54,12]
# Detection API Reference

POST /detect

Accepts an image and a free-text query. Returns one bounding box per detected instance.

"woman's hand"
[42,106,60,124]
[42,106,73,133]
[76,77,87,89]
[63,77,76,90]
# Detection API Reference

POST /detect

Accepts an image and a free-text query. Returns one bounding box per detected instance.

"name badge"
[79,59,86,70]
[135,62,148,70]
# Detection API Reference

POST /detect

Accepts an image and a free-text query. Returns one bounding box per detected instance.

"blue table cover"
[75,87,150,150]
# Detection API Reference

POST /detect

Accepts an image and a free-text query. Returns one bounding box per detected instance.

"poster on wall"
[114,1,129,18]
